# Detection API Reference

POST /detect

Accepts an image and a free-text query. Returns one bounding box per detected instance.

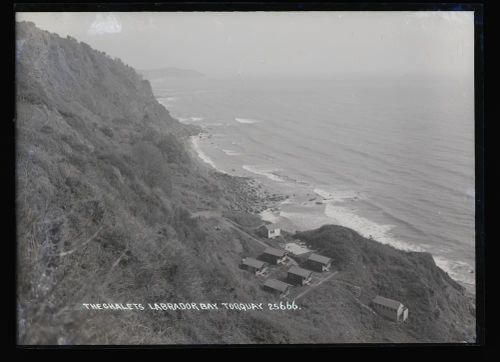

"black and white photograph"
[14,5,482,346]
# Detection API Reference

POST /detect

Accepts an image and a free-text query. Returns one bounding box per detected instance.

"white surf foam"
[324,202,424,252]
[157,97,178,108]
[235,117,262,124]
[222,149,241,156]
[314,188,361,202]
[242,165,285,182]
[279,211,337,231]
[433,256,475,288]
[160,96,177,102]
[190,135,226,174]
[172,116,202,123]
[318,189,474,289]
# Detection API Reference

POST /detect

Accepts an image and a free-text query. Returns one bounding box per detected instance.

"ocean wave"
[279,211,336,231]
[160,96,178,102]
[324,203,425,252]
[433,256,475,289]
[314,188,361,202]
[190,135,226,174]
[323,200,475,288]
[157,99,169,108]
[235,117,262,124]
[156,97,178,108]
[174,116,203,123]
[222,149,241,156]
[242,165,285,182]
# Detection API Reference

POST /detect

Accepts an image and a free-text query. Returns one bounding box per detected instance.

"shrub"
[131,141,172,195]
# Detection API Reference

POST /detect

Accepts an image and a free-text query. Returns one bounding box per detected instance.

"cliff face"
[15,21,475,345]
[16,21,267,344]
[16,22,187,138]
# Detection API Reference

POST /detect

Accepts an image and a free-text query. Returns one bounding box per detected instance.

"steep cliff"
[15,21,268,344]
[15,21,475,345]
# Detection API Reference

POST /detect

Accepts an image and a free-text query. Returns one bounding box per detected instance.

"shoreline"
[186,129,475,296]
[188,132,289,215]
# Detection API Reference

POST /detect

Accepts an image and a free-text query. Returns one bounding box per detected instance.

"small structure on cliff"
[261,247,288,265]
[263,278,291,297]
[265,224,281,239]
[306,253,332,272]
[240,257,268,276]
[287,266,313,286]
[371,295,409,323]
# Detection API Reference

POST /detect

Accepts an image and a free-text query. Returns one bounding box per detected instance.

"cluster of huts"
[240,244,333,298]
[242,224,409,323]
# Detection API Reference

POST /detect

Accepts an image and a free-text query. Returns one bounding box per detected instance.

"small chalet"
[287,266,313,286]
[263,278,291,297]
[306,253,332,272]
[262,247,288,265]
[265,224,281,239]
[371,295,409,323]
[240,257,267,275]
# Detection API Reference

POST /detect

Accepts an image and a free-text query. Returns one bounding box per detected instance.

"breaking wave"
[235,117,262,124]
[242,165,285,182]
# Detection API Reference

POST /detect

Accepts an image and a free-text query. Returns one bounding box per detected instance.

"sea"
[148,74,476,292]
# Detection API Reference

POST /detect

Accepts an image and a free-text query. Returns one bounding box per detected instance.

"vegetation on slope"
[16,21,475,345]
[296,225,476,342]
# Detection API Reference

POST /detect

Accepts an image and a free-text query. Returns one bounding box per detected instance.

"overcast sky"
[17,11,474,77]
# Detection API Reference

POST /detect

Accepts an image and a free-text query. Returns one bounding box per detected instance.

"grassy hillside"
[296,226,476,342]
[15,21,475,344]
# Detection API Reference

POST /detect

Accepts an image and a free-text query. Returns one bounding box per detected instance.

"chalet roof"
[241,257,266,269]
[288,266,313,279]
[264,279,291,292]
[372,296,403,310]
[263,247,287,257]
[308,253,331,265]
[264,224,280,231]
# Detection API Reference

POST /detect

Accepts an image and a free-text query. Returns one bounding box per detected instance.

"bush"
[156,133,190,165]
[131,141,172,195]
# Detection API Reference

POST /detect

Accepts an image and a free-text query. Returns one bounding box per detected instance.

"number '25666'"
[268,301,299,310]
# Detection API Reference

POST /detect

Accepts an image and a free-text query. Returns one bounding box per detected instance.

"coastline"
[187,132,289,215]
[187,128,475,296]
[16,19,477,345]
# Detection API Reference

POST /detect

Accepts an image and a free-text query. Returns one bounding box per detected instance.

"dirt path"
[191,210,223,218]
[313,277,376,314]
[222,217,269,248]
[191,209,269,248]
[293,271,338,301]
